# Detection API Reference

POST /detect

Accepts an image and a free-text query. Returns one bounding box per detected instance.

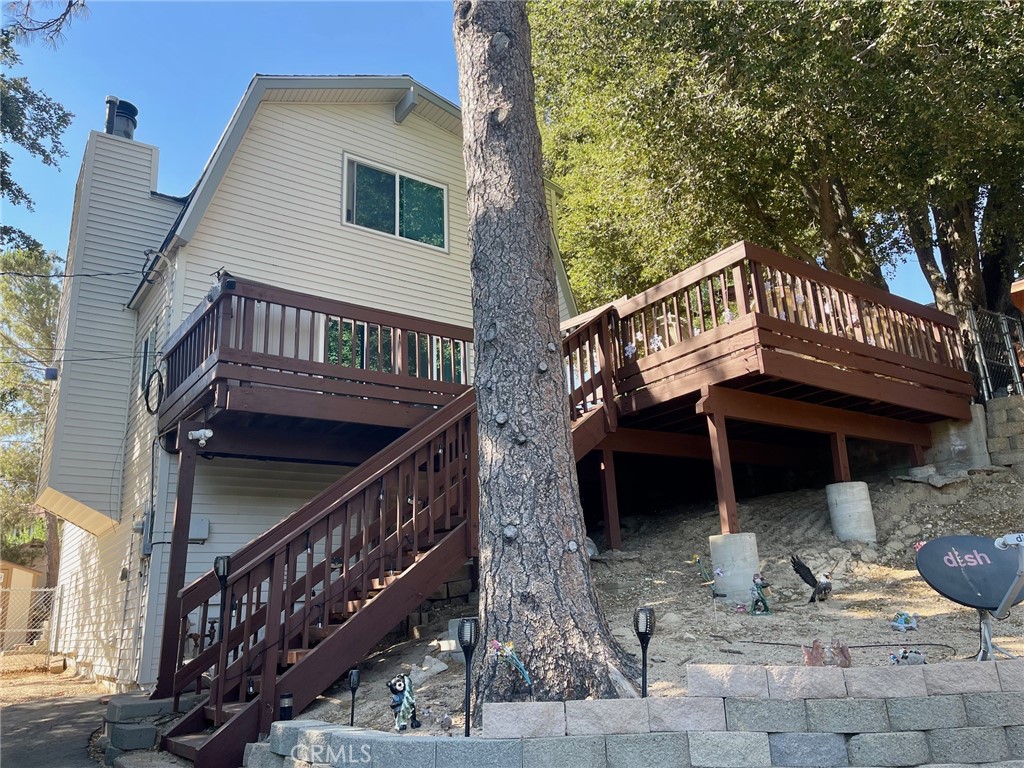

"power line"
[0,269,143,279]
[0,353,150,366]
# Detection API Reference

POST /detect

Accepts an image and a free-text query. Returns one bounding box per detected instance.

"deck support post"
[152,421,201,699]
[831,432,851,482]
[704,407,740,534]
[600,448,622,550]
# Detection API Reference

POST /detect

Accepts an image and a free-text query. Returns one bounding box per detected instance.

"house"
[36,75,578,692]
[37,74,974,767]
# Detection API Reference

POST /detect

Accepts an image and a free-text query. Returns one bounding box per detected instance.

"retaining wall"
[987,395,1024,468]
[247,661,1024,768]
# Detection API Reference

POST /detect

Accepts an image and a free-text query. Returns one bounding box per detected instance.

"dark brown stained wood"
[217,354,464,404]
[571,403,612,460]
[598,428,803,467]
[617,351,762,416]
[225,386,431,429]
[158,360,219,433]
[152,422,201,699]
[696,385,932,446]
[616,314,759,395]
[705,407,740,534]
[600,449,622,550]
[183,422,399,465]
[831,432,851,482]
[217,348,468,398]
[739,241,961,326]
[754,315,974,393]
[757,348,971,421]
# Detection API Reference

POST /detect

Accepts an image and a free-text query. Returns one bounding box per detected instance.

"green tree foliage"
[0,28,74,250]
[531,0,1024,313]
[0,247,60,570]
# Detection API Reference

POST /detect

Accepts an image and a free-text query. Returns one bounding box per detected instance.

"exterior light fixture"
[457,617,479,737]
[633,606,656,697]
[348,668,361,726]
[279,692,293,721]
[214,556,230,588]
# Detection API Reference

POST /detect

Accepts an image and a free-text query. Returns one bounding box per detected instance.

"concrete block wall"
[249,661,1024,768]
[987,395,1024,467]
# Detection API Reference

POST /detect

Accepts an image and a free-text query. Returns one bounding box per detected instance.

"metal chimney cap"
[115,100,139,119]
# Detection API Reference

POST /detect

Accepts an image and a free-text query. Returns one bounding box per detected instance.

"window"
[345,158,447,249]
[139,322,157,394]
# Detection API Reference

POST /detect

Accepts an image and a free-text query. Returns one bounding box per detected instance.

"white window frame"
[342,153,449,252]
[139,321,158,395]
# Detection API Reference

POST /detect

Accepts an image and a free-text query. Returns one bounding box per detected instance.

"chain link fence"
[961,306,1024,403]
[0,586,61,674]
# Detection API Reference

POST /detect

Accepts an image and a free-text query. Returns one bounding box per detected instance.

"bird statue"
[791,555,833,603]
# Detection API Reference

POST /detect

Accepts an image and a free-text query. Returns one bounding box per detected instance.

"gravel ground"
[306,467,1024,734]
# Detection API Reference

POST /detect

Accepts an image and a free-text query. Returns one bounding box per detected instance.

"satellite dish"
[915,536,1024,612]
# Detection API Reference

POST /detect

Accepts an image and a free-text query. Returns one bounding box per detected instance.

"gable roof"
[164,75,461,254]
[128,74,578,317]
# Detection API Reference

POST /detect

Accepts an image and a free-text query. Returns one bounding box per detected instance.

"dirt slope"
[305,468,1024,733]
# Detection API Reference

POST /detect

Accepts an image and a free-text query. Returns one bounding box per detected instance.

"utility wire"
[0,269,143,279]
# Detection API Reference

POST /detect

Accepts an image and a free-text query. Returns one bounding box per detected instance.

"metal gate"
[0,586,61,673]
[962,306,1024,402]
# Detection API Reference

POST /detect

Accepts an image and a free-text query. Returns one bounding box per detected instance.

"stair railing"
[168,388,477,717]
[163,305,621,725]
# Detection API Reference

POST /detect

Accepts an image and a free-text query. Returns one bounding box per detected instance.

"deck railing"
[162,307,618,736]
[614,241,965,371]
[160,277,474,422]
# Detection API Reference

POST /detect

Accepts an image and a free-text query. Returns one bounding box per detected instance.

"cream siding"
[52,518,141,684]
[178,102,472,329]
[37,132,182,528]
[138,459,342,685]
[41,131,181,687]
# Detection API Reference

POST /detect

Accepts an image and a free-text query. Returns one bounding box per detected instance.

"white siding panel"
[140,459,342,684]
[178,100,573,337]
[181,103,473,327]
[37,132,182,523]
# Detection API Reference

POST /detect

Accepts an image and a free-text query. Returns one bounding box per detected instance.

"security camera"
[187,428,213,448]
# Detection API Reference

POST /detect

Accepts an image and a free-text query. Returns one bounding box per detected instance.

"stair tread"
[165,731,211,760]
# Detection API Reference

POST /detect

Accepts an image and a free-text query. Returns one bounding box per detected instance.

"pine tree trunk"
[43,509,60,588]
[453,0,637,707]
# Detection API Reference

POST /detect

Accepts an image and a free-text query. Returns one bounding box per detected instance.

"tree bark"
[803,175,888,290]
[453,0,637,706]
[932,193,985,309]
[901,204,955,314]
[980,182,1023,316]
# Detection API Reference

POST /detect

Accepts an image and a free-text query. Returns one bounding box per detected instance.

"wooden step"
[285,648,313,665]
[165,732,211,761]
[203,700,247,721]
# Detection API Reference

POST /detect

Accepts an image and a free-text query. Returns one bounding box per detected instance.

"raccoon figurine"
[386,674,421,732]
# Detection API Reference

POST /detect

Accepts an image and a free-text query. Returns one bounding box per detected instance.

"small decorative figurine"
[889,647,927,665]
[890,611,920,632]
[386,674,421,732]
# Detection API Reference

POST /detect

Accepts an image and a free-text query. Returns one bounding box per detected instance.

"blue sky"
[7,0,934,304]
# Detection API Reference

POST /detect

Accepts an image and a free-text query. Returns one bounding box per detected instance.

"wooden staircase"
[157,309,619,768]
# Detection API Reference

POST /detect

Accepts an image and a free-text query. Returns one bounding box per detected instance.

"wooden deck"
[153,242,974,767]
[158,276,473,441]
